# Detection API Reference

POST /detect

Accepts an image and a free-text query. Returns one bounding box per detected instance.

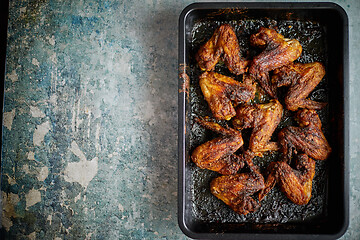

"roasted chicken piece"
[258,154,316,205]
[249,27,302,98]
[191,118,245,175]
[279,109,331,162]
[196,24,249,75]
[232,99,283,155]
[272,62,327,111]
[199,72,256,120]
[210,151,265,215]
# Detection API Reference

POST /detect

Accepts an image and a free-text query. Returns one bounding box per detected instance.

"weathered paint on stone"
[1,0,359,239]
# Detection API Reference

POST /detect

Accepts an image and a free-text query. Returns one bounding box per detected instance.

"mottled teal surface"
[1,0,359,239]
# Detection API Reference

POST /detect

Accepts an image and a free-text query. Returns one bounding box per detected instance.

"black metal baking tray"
[0,0,9,144]
[178,2,349,239]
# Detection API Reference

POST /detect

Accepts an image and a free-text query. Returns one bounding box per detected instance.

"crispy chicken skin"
[232,99,283,155]
[199,72,256,120]
[210,151,265,215]
[191,118,245,175]
[272,62,327,111]
[258,154,316,205]
[279,109,331,162]
[249,27,302,98]
[196,24,249,75]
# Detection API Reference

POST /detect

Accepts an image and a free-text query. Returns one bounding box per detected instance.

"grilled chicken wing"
[199,72,256,120]
[279,109,331,162]
[249,27,302,98]
[191,118,245,175]
[258,154,316,205]
[232,99,283,155]
[272,62,327,111]
[196,24,249,75]
[210,151,265,215]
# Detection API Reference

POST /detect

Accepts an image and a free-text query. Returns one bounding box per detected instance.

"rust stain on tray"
[179,63,190,96]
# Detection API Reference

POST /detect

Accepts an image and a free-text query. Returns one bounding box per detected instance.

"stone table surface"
[0,0,359,239]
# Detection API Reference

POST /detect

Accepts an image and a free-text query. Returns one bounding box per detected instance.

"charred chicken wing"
[278,109,331,162]
[196,24,249,75]
[272,62,327,111]
[210,151,265,215]
[232,99,283,155]
[258,154,316,205]
[199,72,256,120]
[191,118,245,175]
[249,27,302,97]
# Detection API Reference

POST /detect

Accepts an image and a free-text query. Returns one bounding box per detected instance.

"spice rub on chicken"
[190,23,331,215]
[199,72,256,120]
[191,118,245,175]
[249,27,302,98]
[196,24,249,75]
[232,99,283,156]
[278,109,331,162]
[258,154,316,205]
[210,152,265,215]
[272,62,327,111]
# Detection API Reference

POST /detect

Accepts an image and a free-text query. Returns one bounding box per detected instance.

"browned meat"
[210,151,265,215]
[199,72,256,120]
[279,109,331,162]
[196,24,249,75]
[258,154,316,205]
[272,62,327,111]
[232,99,283,155]
[191,118,245,175]
[249,27,302,97]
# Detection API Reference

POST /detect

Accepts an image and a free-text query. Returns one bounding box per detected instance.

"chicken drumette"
[232,99,283,155]
[196,24,249,75]
[210,151,265,215]
[272,62,327,111]
[199,72,256,120]
[191,118,245,175]
[249,27,302,98]
[258,154,316,205]
[278,109,331,162]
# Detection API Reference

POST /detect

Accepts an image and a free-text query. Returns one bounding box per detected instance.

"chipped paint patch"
[3,109,16,130]
[27,151,35,160]
[118,203,124,212]
[19,6,27,15]
[50,52,57,64]
[33,121,51,146]
[64,141,98,188]
[74,192,81,202]
[37,166,49,181]
[47,214,52,225]
[32,58,40,67]
[49,94,57,104]
[69,141,86,162]
[30,106,46,118]
[7,69,18,82]
[85,233,93,240]
[1,192,20,231]
[46,35,56,46]
[22,164,31,174]
[6,175,17,185]
[95,122,100,152]
[25,188,41,209]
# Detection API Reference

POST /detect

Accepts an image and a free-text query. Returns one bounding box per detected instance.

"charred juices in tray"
[191,24,331,215]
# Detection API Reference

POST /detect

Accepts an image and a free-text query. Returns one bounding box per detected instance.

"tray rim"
[178,2,349,239]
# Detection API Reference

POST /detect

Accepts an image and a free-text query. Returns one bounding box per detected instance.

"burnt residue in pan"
[188,18,329,224]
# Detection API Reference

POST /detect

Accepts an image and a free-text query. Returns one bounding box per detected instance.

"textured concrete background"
[1,0,359,239]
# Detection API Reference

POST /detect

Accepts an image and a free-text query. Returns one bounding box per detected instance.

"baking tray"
[178,2,349,239]
[0,1,9,141]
